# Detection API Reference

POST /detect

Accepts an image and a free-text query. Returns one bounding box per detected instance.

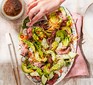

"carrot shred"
[59,69,63,73]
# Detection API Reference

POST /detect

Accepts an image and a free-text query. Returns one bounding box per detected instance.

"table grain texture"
[0,0,93,85]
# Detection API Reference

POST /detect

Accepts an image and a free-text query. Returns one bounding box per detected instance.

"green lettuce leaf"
[22,17,30,29]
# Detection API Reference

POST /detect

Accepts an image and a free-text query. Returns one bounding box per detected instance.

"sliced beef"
[47,74,59,85]
[47,30,56,44]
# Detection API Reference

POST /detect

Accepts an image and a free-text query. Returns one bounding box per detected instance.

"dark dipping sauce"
[3,0,22,16]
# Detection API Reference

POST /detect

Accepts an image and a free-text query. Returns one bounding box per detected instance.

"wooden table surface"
[0,0,93,85]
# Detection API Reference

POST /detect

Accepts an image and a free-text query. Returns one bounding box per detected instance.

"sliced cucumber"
[68,52,77,59]
[42,75,47,85]
[48,72,54,80]
[62,55,70,60]
[50,59,65,71]
[30,71,40,76]
[41,38,49,49]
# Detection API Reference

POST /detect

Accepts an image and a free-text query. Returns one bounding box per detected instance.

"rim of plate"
[83,3,93,39]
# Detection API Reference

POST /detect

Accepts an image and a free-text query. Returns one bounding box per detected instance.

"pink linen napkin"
[66,13,89,78]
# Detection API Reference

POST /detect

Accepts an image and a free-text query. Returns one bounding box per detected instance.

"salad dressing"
[3,0,22,16]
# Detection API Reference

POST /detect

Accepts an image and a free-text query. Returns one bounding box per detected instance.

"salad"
[19,7,77,85]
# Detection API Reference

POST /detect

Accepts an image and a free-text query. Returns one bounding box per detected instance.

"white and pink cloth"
[66,13,89,78]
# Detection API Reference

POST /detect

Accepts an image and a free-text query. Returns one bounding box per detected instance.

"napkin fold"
[66,13,89,78]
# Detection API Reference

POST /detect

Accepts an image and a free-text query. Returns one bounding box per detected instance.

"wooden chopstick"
[8,44,18,85]
[7,33,21,85]
[9,33,21,85]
